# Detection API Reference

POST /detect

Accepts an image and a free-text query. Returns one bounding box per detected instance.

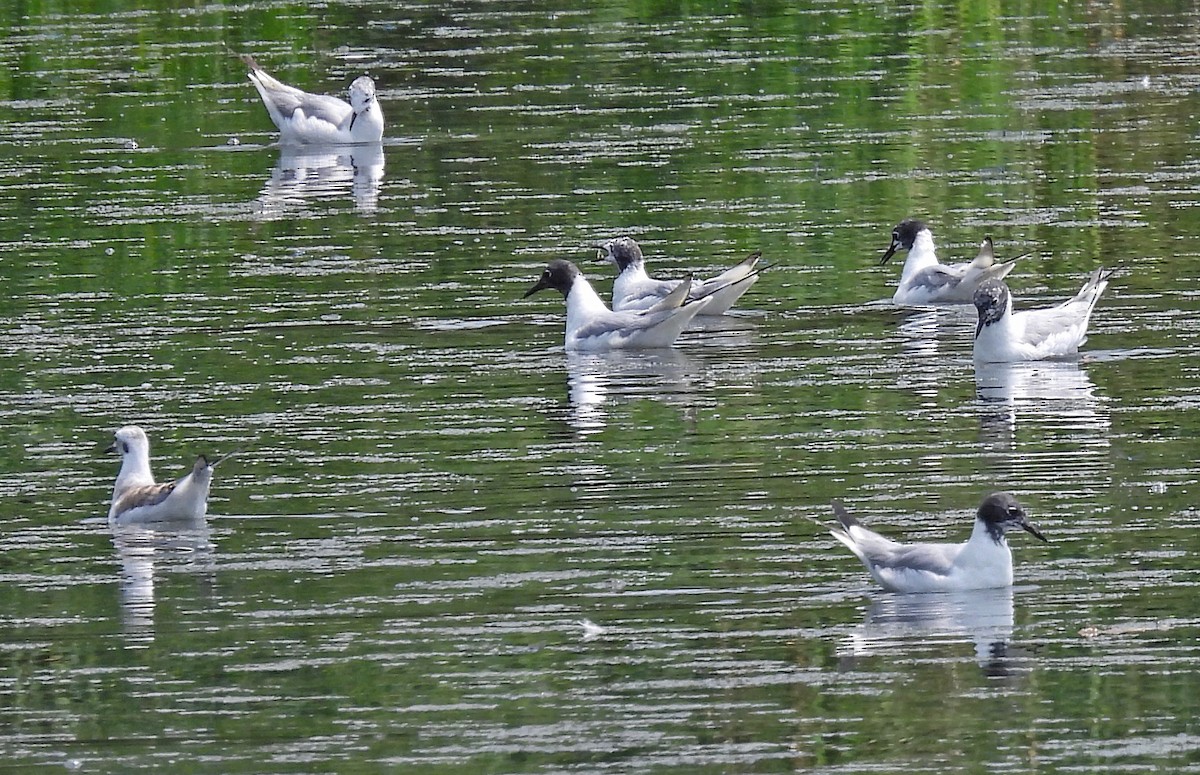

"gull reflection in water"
[839,587,1026,676]
[112,519,214,646]
[896,307,961,357]
[255,143,385,218]
[974,360,1108,449]
[894,307,975,396]
[563,349,706,437]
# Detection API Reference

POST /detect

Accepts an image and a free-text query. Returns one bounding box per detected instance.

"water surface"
[1,1,1199,772]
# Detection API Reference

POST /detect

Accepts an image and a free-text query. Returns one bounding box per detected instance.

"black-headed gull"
[107,426,229,525]
[830,492,1046,593]
[880,219,1024,305]
[241,54,384,145]
[523,259,710,351]
[973,267,1114,362]
[596,236,764,315]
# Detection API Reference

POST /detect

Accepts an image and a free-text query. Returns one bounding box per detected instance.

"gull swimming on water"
[107,426,230,526]
[597,236,765,315]
[830,492,1046,593]
[880,219,1025,305]
[973,267,1114,362]
[523,259,711,351]
[240,54,384,145]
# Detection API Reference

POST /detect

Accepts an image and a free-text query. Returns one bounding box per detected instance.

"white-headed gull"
[107,426,230,525]
[241,54,384,145]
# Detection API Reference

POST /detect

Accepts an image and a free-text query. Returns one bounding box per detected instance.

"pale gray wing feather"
[275,91,352,126]
[906,264,964,294]
[572,310,666,341]
[1021,269,1110,343]
[830,504,959,580]
[251,72,352,126]
[692,252,761,297]
[643,277,692,313]
[613,276,679,312]
[1021,304,1088,343]
[867,542,959,575]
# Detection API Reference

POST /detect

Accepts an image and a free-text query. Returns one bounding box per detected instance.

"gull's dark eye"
[1008,506,1022,518]
[120,441,128,454]
[892,230,900,241]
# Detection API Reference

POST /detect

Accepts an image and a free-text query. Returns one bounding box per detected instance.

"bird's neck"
[565,277,611,325]
[971,516,1008,546]
[348,104,383,139]
[901,231,939,278]
[957,518,1015,588]
[618,260,648,279]
[613,262,651,299]
[114,453,154,494]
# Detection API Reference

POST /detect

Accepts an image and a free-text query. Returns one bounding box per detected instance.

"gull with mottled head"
[973,267,1114,362]
[597,236,765,315]
[524,259,710,351]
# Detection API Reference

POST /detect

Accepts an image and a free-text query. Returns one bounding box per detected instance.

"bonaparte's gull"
[830,492,1046,593]
[524,259,710,351]
[881,219,1024,305]
[973,267,1114,362]
[241,54,384,145]
[597,236,764,315]
[107,426,229,525]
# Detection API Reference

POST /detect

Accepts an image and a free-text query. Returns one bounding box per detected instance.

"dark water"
[1,0,1199,772]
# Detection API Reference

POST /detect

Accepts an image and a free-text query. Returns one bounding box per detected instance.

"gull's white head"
[109,425,150,460]
[108,425,155,492]
[347,75,383,140]
[348,76,377,112]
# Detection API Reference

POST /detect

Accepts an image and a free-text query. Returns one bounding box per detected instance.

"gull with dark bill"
[107,426,230,526]
[973,267,1114,362]
[597,236,766,315]
[524,259,710,351]
[830,492,1046,593]
[240,54,384,145]
[880,219,1025,305]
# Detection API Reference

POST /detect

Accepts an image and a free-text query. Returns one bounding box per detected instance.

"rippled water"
[2,0,1200,772]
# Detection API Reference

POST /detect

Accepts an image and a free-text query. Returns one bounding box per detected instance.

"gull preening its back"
[880,219,1024,305]
[241,54,384,145]
[107,426,229,526]
[523,259,710,351]
[973,267,1114,362]
[597,236,765,315]
[830,492,1046,593]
